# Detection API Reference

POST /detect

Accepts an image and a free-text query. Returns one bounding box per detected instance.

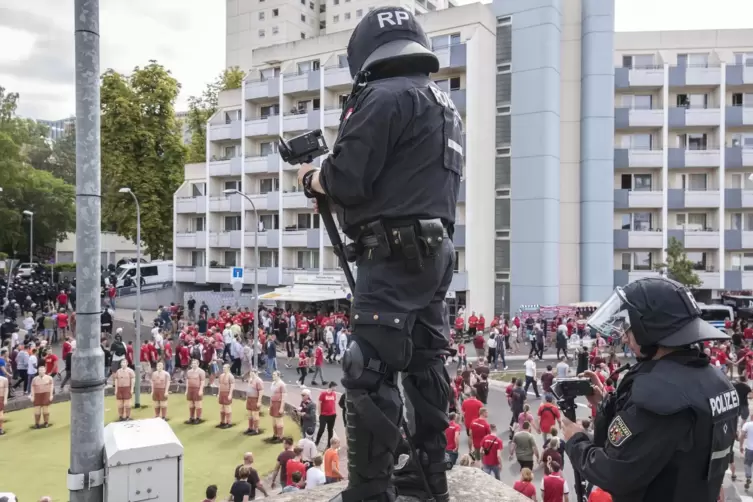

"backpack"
[191,345,202,360]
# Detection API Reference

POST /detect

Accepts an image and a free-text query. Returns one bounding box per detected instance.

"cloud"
[0,0,225,120]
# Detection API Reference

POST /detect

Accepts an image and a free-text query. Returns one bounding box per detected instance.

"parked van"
[115,260,173,288]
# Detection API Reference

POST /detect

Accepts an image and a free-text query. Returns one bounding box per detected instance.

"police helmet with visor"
[587,277,729,348]
[346,7,439,79]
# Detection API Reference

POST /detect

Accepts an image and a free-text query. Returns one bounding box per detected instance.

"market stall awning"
[259,274,352,303]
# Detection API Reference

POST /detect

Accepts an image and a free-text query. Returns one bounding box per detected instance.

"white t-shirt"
[27,354,38,375]
[487,337,497,349]
[297,437,318,462]
[524,359,536,377]
[306,466,326,488]
[23,317,35,331]
[556,361,569,378]
[743,421,753,451]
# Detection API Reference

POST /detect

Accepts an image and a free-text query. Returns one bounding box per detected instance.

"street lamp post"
[224,189,259,368]
[23,210,34,268]
[119,187,142,406]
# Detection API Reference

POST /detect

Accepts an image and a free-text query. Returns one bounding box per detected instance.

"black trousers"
[13,369,28,392]
[297,367,307,385]
[316,414,337,448]
[340,237,455,500]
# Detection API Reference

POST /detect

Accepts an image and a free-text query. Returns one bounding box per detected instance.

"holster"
[356,218,448,273]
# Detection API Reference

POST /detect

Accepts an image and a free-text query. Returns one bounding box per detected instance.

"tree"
[186,66,245,162]
[48,127,77,185]
[100,61,187,259]
[654,237,702,288]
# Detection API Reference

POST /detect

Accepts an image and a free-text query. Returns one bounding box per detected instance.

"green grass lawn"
[489,370,525,382]
[0,396,299,501]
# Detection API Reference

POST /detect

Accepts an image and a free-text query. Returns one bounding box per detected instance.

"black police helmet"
[346,6,439,79]
[623,277,729,347]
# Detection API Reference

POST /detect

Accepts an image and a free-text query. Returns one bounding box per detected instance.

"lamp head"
[223,189,238,195]
[118,187,131,194]
[23,210,33,216]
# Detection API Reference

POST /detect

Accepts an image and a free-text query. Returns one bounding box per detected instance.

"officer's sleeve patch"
[608,415,633,447]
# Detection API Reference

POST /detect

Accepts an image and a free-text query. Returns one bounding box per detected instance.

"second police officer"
[562,277,737,501]
[297,6,463,502]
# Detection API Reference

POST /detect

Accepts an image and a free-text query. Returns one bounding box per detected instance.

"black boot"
[393,446,449,502]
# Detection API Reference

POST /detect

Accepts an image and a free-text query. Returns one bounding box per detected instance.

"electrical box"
[104,418,184,502]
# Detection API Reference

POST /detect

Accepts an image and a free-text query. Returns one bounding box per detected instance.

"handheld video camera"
[551,377,593,422]
[278,129,329,165]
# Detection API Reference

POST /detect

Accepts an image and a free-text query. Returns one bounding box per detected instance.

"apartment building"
[613,28,753,300]
[37,117,75,141]
[175,110,192,145]
[174,3,497,317]
[226,0,448,69]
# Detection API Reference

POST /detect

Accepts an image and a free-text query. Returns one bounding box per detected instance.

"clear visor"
[587,289,632,338]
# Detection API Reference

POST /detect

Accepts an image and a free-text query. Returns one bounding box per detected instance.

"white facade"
[176,3,496,317]
[56,232,149,266]
[226,0,448,69]
[612,29,753,298]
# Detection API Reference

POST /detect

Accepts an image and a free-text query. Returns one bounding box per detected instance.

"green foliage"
[0,87,76,258]
[654,237,702,288]
[42,262,76,272]
[186,66,245,162]
[100,61,187,259]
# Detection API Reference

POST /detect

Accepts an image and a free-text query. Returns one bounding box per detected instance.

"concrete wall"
[55,232,150,265]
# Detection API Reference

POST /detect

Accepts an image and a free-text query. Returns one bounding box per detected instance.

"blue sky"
[0,0,750,120]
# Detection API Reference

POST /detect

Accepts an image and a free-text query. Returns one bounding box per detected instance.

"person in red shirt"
[139,344,151,380]
[298,318,310,336]
[311,343,326,385]
[126,341,134,368]
[473,332,485,360]
[588,486,613,502]
[445,412,462,465]
[163,338,174,375]
[540,461,569,502]
[45,352,59,377]
[315,381,338,447]
[477,314,486,333]
[457,343,466,368]
[57,310,69,339]
[480,424,503,479]
[468,312,479,337]
[285,447,307,486]
[744,325,753,341]
[57,290,69,310]
[296,350,308,386]
[537,396,562,444]
[454,316,464,337]
[513,467,537,500]
[177,343,190,380]
[62,336,74,360]
[470,408,491,460]
[461,391,484,449]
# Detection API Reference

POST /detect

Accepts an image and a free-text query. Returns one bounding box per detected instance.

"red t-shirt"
[163,341,173,360]
[57,293,68,306]
[588,487,613,502]
[514,480,536,499]
[126,345,134,365]
[57,313,69,328]
[139,346,150,363]
[298,351,308,368]
[745,327,753,340]
[178,346,190,366]
[468,315,478,328]
[470,418,491,449]
[457,344,466,356]
[319,390,337,416]
[45,353,59,374]
[454,317,464,330]
[477,317,486,330]
[315,346,324,366]
[298,320,310,335]
[445,421,461,451]
[717,351,729,365]
[285,459,307,486]
[62,341,73,359]
[461,398,483,429]
[538,403,561,434]
[480,434,503,466]
[473,335,485,349]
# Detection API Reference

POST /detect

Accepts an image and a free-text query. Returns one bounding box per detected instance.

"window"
[223,251,238,267]
[297,213,320,229]
[732,213,743,230]
[260,67,280,80]
[735,52,753,67]
[259,11,265,20]
[621,173,652,191]
[260,104,279,118]
[319,20,326,29]
[297,60,320,74]
[677,133,707,150]
[297,98,321,112]
[224,180,240,192]
[224,215,241,231]
[258,250,279,268]
[320,4,326,12]
[677,53,709,67]
[633,252,652,271]
[620,214,631,230]
[301,14,306,22]
[309,1,314,8]
[746,214,753,231]
[497,63,511,74]
[427,1,436,11]
[431,33,461,50]
[338,54,348,67]
[434,77,461,92]
[497,16,512,26]
[191,182,206,196]
[259,29,265,38]
[297,250,320,269]
[223,145,237,158]
[193,216,205,232]
[746,253,753,271]
[259,178,280,194]
[258,214,279,230]
[622,54,655,69]
[686,252,707,271]
[676,94,708,109]
[333,14,339,22]
[633,212,652,231]
[356,9,363,17]
[344,12,351,20]
[272,8,279,16]
[496,146,511,156]
[621,252,631,271]
[224,110,241,123]
[497,105,511,115]
[260,141,278,156]
[141,266,158,277]
[626,134,652,150]
[732,93,753,108]
[302,32,307,40]
[334,0,339,4]
[676,212,707,229]
[679,173,707,191]
[272,25,279,34]
[191,251,205,267]
[621,94,652,110]
[338,94,349,108]
[731,134,753,149]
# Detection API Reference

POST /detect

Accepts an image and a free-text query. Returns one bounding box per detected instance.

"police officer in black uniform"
[562,277,737,501]
[297,6,463,502]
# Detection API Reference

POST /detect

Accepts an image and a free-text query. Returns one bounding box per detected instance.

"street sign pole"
[230,267,244,309]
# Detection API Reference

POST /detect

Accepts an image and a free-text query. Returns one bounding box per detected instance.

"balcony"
[613,148,662,169]
[725,106,753,127]
[175,266,207,284]
[209,157,243,177]
[667,148,720,169]
[613,229,663,249]
[323,64,351,89]
[208,121,242,142]
[244,76,280,101]
[282,111,320,133]
[614,65,664,89]
[323,107,341,128]
[175,232,203,248]
[725,189,753,209]
[209,196,245,212]
[243,231,269,248]
[282,69,321,95]
[696,271,722,290]
[209,231,242,248]
[613,189,663,209]
[282,191,314,210]
[725,147,753,169]
[279,229,307,247]
[435,43,466,70]
[726,65,753,86]
[727,270,753,291]
[667,189,720,209]
[245,115,280,137]
[242,267,270,285]
[665,229,719,249]
[724,230,753,251]
[613,269,662,287]
[614,107,663,128]
[208,267,233,283]
[245,154,279,174]
[450,89,466,116]
[175,196,206,214]
[668,107,721,127]
[668,64,721,87]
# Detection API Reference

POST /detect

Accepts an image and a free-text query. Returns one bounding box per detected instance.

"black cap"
[346,6,439,78]
[624,277,728,347]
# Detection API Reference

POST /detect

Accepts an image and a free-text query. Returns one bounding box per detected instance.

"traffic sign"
[231,267,244,282]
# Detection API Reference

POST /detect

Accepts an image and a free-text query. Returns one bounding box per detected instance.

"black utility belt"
[345,218,451,273]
